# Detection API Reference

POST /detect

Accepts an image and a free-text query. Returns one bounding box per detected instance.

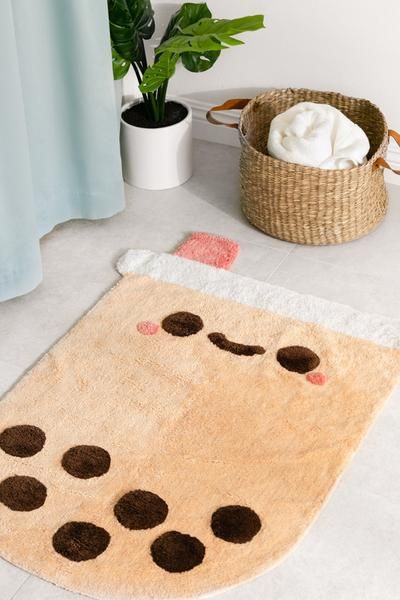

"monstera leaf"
[159,2,220,73]
[181,48,220,72]
[139,53,178,93]
[108,0,155,63]
[156,15,265,56]
[159,2,212,44]
[112,48,130,79]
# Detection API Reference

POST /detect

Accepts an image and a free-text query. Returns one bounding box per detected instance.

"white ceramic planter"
[120,99,193,190]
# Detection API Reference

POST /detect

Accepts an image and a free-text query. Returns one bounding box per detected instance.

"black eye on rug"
[162,312,204,337]
[277,346,320,374]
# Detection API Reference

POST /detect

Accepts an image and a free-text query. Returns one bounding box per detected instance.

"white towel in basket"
[267,102,370,170]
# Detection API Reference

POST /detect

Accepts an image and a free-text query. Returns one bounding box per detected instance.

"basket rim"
[238,87,389,174]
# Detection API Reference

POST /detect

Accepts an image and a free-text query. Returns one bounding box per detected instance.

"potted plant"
[108,1,264,190]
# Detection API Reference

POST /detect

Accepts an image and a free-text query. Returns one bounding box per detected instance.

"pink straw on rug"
[174,232,240,270]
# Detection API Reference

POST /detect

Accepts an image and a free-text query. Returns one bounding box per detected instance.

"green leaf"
[112,48,130,79]
[156,15,265,56]
[108,0,155,63]
[183,15,265,36]
[160,3,212,45]
[159,3,220,74]
[157,34,226,54]
[181,49,220,72]
[158,3,221,74]
[139,53,178,93]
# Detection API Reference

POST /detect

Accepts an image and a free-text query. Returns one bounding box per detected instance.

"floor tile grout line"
[8,573,31,600]
[233,232,295,254]
[265,244,396,281]
[284,249,387,275]
[265,248,295,283]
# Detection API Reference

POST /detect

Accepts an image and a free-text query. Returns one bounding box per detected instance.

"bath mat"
[0,240,399,600]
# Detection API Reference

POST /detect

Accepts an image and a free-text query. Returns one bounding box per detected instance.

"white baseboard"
[181,96,240,149]
[180,96,400,186]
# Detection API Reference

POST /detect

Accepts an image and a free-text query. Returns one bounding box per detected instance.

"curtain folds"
[0,0,124,301]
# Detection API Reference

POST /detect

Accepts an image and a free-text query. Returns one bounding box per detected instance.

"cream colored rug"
[0,248,399,600]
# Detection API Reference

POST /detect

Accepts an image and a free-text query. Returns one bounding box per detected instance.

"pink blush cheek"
[306,372,327,386]
[136,321,160,336]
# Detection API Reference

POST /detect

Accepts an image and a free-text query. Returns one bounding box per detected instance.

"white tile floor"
[0,139,400,600]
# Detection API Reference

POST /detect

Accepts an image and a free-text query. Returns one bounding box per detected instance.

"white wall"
[123,0,400,178]
[145,0,400,127]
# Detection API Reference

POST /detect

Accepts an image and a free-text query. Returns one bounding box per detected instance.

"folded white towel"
[267,102,370,170]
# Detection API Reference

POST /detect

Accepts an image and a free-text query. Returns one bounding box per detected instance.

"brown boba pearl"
[52,521,110,562]
[61,445,110,479]
[0,476,47,511]
[211,505,261,543]
[114,490,168,530]
[151,531,205,572]
[0,425,45,457]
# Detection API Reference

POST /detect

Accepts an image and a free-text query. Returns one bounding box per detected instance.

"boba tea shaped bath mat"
[0,233,399,600]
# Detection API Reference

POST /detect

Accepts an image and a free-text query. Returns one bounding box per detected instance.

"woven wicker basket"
[207,89,400,245]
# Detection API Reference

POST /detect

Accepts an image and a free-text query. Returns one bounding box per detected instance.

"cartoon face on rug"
[139,310,327,386]
[0,265,398,600]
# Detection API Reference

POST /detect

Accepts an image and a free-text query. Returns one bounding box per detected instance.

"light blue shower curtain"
[0,0,124,301]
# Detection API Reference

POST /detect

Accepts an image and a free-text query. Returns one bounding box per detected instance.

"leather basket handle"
[375,130,400,175]
[206,99,250,129]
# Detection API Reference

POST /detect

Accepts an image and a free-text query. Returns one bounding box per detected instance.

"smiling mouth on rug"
[208,332,266,356]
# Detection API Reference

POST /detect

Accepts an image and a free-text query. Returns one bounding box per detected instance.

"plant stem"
[139,39,148,70]
[157,81,168,121]
[132,62,142,84]
[133,41,170,123]
[149,93,159,122]
[132,61,154,119]
[137,39,160,122]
